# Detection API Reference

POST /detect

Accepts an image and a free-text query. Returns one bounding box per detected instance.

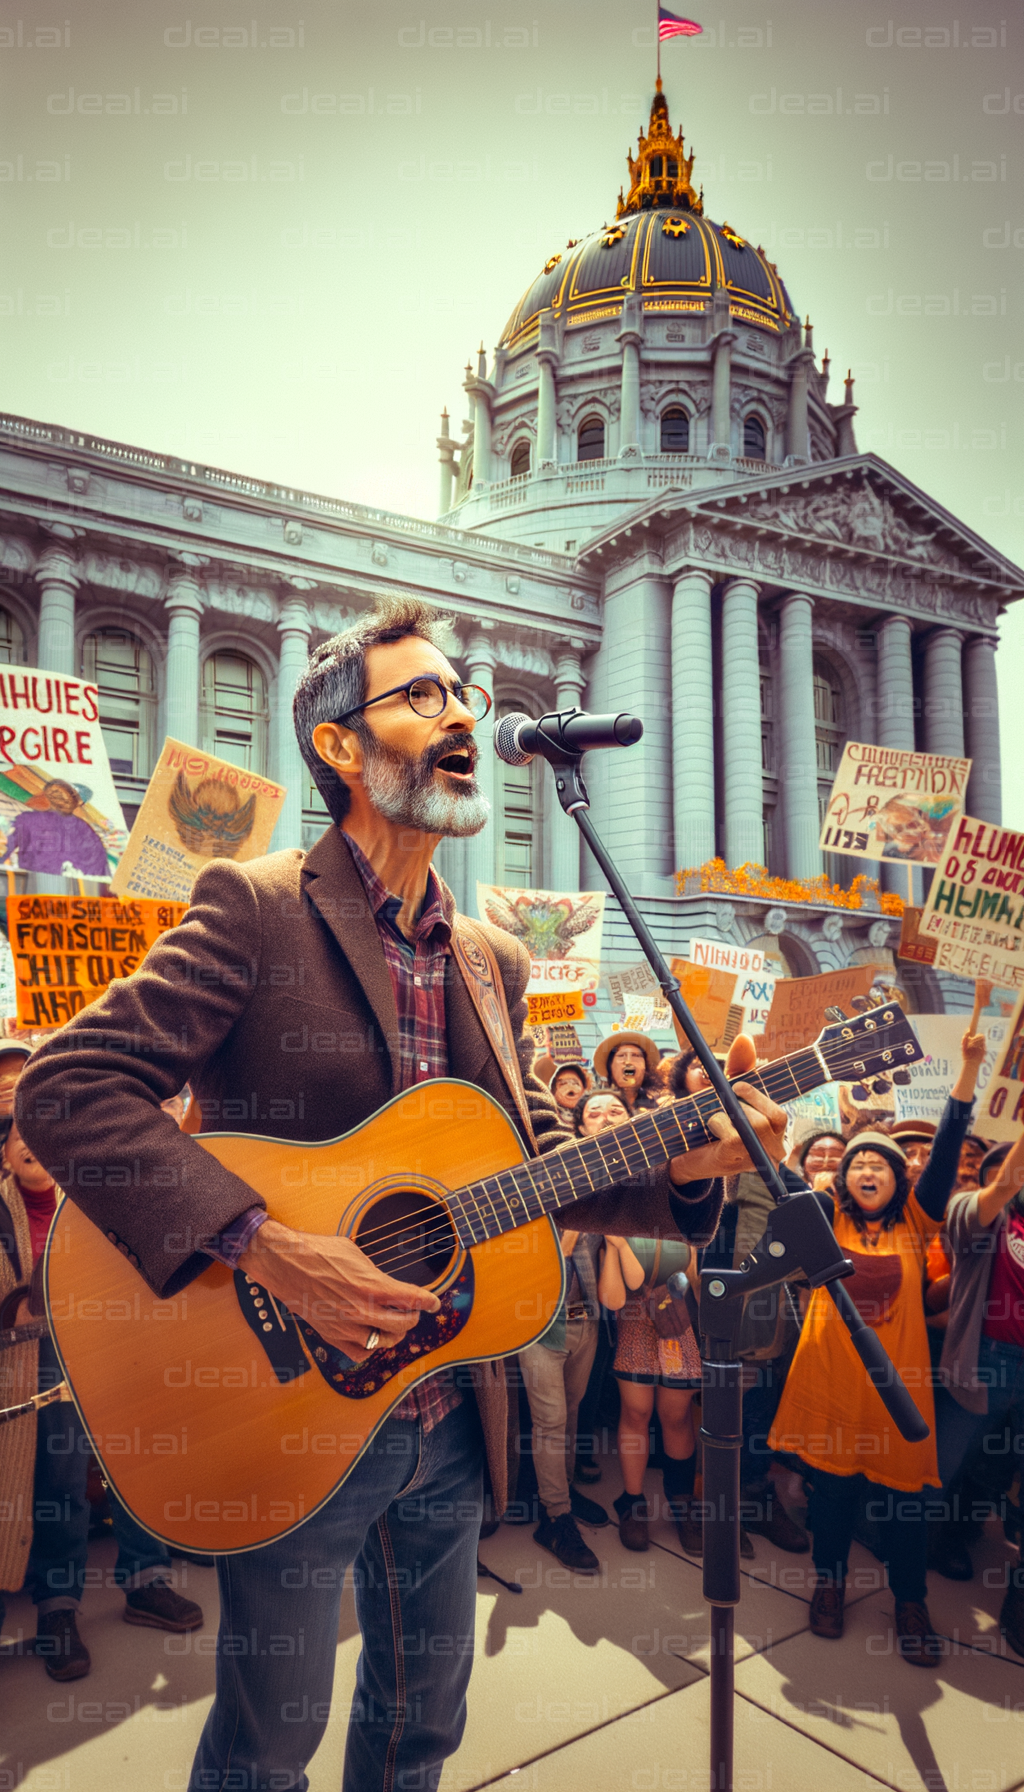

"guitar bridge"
[292,1256,476,1400]
[233,1273,312,1385]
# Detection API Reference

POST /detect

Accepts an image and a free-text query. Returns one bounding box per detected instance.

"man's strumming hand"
[237,1220,440,1362]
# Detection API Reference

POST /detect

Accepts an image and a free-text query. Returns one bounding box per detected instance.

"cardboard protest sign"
[607,961,660,1008]
[547,1023,584,1064]
[757,964,879,1061]
[7,892,187,1029]
[0,669,127,878]
[735,969,777,1038]
[976,982,1024,1141]
[893,1013,1007,1126]
[897,905,938,967]
[688,937,766,975]
[109,739,286,903]
[610,995,673,1037]
[819,742,970,865]
[918,815,1024,990]
[478,883,605,1019]
[668,958,737,1052]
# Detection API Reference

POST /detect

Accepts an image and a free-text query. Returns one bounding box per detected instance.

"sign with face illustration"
[108,738,286,903]
[819,742,971,866]
[0,668,128,879]
[476,883,606,1027]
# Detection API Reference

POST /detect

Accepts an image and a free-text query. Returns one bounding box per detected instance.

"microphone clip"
[528,717,591,817]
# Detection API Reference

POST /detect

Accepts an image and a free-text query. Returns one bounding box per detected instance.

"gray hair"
[293,593,455,823]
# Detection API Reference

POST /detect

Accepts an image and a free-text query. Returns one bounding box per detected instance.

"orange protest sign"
[668,959,738,1052]
[757,965,879,1061]
[897,905,937,968]
[7,893,187,1030]
[526,988,585,1027]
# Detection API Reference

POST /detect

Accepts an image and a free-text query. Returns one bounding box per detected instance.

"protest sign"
[7,892,188,1029]
[818,742,970,865]
[758,964,879,1061]
[892,1013,1008,1126]
[109,738,286,903]
[478,884,605,1016]
[0,668,127,879]
[735,969,777,1038]
[976,982,1024,1142]
[897,905,938,967]
[918,815,1024,990]
[0,928,17,1022]
[607,961,660,1008]
[611,995,673,1037]
[668,959,737,1052]
[547,1023,584,1063]
[784,1084,843,1150]
[688,937,766,975]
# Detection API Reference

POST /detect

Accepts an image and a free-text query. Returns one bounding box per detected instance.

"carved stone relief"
[205,580,276,622]
[80,551,163,599]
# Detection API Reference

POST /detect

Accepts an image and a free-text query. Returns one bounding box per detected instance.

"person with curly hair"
[769,1128,948,1666]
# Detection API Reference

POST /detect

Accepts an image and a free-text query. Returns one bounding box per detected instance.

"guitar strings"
[332,1031,916,1271]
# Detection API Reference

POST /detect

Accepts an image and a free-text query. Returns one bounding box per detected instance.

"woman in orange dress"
[769,1130,944,1666]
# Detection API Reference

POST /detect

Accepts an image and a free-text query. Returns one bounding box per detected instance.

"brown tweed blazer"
[17,825,722,1509]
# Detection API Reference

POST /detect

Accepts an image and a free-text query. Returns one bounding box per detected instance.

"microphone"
[493,708,644,766]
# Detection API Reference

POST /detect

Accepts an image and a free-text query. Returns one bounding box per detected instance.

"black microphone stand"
[536,730,929,1792]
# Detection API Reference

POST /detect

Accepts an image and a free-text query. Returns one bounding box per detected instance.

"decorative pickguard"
[292,1256,476,1399]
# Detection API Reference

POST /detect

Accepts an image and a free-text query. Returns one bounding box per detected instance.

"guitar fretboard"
[446,1045,827,1246]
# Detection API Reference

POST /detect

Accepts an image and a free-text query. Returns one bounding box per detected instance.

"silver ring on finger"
[365,1328,381,1351]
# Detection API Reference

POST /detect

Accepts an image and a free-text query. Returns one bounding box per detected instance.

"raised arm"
[914,1020,988,1223]
[976,1129,1024,1229]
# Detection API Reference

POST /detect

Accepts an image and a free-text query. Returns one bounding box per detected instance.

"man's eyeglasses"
[338,675,492,724]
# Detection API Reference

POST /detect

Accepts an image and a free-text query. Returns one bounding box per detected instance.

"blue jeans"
[25,1338,173,1614]
[188,1398,483,1792]
[934,1334,1024,1497]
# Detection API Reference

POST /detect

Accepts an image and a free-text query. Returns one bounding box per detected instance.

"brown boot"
[35,1609,90,1681]
[673,1500,703,1555]
[809,1577,845,1639]
[895,1600,942,1667]
[616,1496,651,1552]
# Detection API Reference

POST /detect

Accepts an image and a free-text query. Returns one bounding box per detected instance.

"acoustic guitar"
[44,1003,919,1552]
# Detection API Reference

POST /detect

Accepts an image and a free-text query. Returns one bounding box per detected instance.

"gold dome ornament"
[542,252,562,274]
[720,222,745,249]
[615,79,702,219]
[662,216,690,237]
[602,225,626,247]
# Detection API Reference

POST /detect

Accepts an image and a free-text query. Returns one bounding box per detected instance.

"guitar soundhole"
[353,1191,458,1288]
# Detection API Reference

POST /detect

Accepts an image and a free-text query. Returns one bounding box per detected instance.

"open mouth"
[859,1181,879,1198]
[435,749,476,779]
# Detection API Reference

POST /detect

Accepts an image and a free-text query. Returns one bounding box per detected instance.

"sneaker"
[746,1506,810,1554]
[573,1454,601,1485]
[570,1487,609,1527]
[998,1573,1024,1658]
[809,1578,845,1640]
[123,1579,204,1632]
[894,1599,942,1667]
[533,1512,599,1573]
[35,1609,90,1681]
[616,1497,651,1553]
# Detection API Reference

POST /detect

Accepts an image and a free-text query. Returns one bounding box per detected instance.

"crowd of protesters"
[520,998,1024,1670]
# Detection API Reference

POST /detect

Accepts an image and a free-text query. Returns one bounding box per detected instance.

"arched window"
[0,604,26,666]
[201,651,269,774]
[743,414,766,460]
[577,415,605,462]
[660,407,690,452]
[510,439,531,479]
[813,658,845,780]
[81,627,156,779]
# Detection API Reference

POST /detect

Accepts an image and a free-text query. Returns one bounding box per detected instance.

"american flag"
[658,7,703,38]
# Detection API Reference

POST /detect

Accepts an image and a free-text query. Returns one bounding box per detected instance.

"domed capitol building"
[1,84,1021,1036]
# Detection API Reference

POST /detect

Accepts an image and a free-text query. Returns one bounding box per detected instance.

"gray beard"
[362,735,491,838]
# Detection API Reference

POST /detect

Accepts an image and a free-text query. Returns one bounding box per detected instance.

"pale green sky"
[3,0,1022,817]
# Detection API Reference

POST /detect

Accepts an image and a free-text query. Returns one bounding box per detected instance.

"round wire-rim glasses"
[338,674,492,724]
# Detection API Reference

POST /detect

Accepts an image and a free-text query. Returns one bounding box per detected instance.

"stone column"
[437,410,456,514]
[273,598,311,850]
[786,352,813,464]
[164,569,205,746]
[963,634,1001,823]
[721,577,764,867]
[922,626,965,757]
[36,543,79,675]
[670,567,715,869]
[465,634,497,909]
[778,592,822,879]
[547,646,586,890]
[711,332,735,455]
[876,613,917,901]
[617,296,642,456]
[536,354,557,466]
[582,557,673,891]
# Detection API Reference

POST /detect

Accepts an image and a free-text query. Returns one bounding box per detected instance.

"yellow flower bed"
[675,858,904,916]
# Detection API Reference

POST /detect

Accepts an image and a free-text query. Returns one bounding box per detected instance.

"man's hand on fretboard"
[667,1035,787,1188]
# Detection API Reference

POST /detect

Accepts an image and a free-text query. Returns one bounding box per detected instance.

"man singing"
[18,594,786,1792]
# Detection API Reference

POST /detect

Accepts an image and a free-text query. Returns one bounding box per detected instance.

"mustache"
[423,732,478,774]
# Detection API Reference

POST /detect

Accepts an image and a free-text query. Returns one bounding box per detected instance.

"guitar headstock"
[815,1003,923,1085]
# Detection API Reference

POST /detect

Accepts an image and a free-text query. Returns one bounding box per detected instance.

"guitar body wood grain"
[44,1080,566,1553]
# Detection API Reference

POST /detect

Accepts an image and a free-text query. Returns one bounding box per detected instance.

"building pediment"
[581,454,1024,629]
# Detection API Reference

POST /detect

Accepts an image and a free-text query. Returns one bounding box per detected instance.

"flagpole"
[656,0,661,83]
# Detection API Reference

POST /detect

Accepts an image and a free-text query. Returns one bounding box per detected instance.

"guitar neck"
[451,1043,829,1246]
